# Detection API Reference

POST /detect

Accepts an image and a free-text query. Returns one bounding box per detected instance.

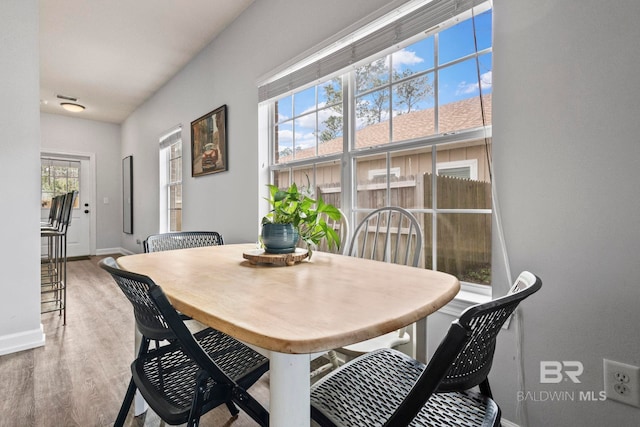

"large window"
[160,128,182,232]
[263,1,492,286]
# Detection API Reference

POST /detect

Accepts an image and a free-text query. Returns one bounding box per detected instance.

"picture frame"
[191,104,228,177]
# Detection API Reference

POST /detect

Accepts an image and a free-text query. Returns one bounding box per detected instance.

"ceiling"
[39,0,254,124]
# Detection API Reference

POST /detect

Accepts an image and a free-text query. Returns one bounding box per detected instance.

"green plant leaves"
[261,182,342,258]
[273,190,288,202]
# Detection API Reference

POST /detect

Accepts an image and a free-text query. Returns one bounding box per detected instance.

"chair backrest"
[438,271,541,392]
[144,231,224,253]
[348,207,422,267]
[383,271,542,426]
[51,193,67,229]
[99,257,174,341]
[46,195,61,225]
[57,191,78,233]
[98,257,234,385]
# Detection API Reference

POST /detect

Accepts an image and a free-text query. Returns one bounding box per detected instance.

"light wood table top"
[117,243,460,354]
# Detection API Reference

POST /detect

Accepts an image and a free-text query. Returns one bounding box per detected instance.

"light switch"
[103,197,109,204]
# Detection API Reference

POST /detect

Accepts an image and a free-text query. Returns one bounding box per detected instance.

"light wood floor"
[0,256,271,427]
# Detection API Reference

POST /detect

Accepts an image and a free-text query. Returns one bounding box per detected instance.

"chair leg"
[232,387,269,427]
[225,401,240,417]
[328,350,341,369]
[114,337,150,426]
[479,378,493,399]
[114,378,137,427]
[187,371,209,427]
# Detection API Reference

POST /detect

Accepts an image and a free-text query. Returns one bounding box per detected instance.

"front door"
[40,155,92,258]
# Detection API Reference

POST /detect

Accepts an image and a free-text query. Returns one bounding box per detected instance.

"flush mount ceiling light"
[60,102,85,112]
[57,94,85,112]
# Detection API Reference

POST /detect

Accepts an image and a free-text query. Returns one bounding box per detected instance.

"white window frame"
[159,127,182,233]
[368,167,401,181]
[436,159,478,180]
[258,0,494,314]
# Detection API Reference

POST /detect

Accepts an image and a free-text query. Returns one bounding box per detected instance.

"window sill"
[437,282,492,317]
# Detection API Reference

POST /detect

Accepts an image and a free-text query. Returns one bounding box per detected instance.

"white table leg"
[133,325,148,416]
[269,352,310,427]
[134,391,146,415]
[415,317,428,364]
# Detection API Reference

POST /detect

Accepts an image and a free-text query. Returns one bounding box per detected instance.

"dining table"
[117,243,460,427]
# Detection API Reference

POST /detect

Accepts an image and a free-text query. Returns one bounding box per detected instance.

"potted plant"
[261,182,341,258]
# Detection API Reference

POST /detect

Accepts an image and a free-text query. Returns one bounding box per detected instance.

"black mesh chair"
[310,271,542,427]
[144,231,224,253]
[144,231,225,327]
[99,257,269,427]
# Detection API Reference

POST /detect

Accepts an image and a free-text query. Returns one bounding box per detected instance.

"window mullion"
[431,144,438,272]
[434,32,439,135]
[343,73,354,221]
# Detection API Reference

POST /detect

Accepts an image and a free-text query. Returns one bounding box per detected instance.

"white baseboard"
[0,324,45,356]
[96,247,133,256]
[501,418,519,427]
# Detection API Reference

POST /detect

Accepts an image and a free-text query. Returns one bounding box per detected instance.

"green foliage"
[312,64,435,145]
[393,70,433,113]
[318,78,343,143]
[460,264,491,285]
[354,58,434,125]
[262,182,342,258]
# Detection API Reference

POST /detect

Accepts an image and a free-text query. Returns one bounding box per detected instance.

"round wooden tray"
[243,248,309,266]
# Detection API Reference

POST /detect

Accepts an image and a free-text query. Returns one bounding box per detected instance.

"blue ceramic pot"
[261,223,299,254]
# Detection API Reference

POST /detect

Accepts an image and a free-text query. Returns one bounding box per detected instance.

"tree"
[393,69,433,114]
[318,78,343,143]
[355,59,390,125]
[278,147,293,157]
[313,57,434,141]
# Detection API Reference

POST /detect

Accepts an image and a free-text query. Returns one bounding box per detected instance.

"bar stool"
[40,191,77,325]
[40,194,65,290]
[41,195,60,228]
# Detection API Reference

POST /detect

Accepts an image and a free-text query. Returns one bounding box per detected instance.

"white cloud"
[318,108,342,125]
[278,129,314,150]
[296,114,316,129]
[276,129,293,146]
[455,71,492,95]
[391,49,424,69]
[295,131,315,149]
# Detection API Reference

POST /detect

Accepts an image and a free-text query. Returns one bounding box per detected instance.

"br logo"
[540,361,584,383]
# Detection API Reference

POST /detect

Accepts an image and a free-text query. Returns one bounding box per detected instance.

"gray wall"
[0,0,44,353]
[490,0,640,425]
[40,113,122,252]
[120,0,396,253]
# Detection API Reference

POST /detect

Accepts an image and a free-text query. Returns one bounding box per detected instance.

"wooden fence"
[318,173,492,283]
[425,173,491,282]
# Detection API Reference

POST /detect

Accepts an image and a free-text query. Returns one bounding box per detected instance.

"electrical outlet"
[603,359,640,407]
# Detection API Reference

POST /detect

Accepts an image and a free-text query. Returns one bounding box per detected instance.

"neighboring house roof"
[279,94,492,163]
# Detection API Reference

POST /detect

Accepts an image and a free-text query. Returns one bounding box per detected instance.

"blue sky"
[275,9,492,155]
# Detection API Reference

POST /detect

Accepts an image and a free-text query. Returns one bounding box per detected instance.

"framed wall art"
[191,104,227,177]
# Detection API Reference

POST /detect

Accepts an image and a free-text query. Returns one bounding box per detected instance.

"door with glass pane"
[41,156,91,257]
